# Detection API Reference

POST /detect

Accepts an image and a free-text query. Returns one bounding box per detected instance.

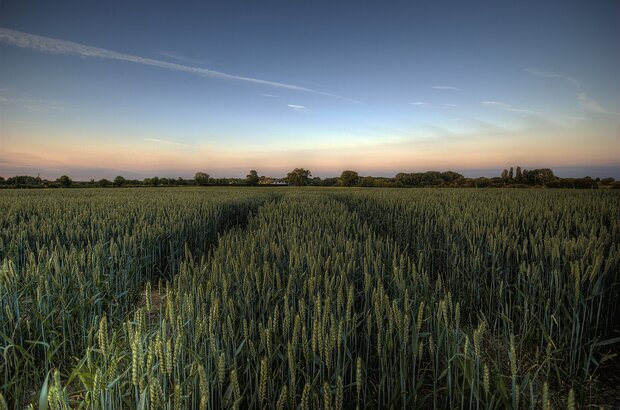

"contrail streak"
[0,27,359,103]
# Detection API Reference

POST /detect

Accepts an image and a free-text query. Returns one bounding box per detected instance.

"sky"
[0,0,618,180]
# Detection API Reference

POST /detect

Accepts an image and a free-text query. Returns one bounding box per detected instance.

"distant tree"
[176,177,187,185]
[340,170,360,187]
[501,169,509,181]
[574,177,597,189]
[361,176,377,187]
[113,176,126,187]
[286,168,312,186]
[537,168,556,185]
[5,175,42,186]
[246,170,259,186]
[395,172,418,186]
[441,171,465,185]
[194,172,210,186]
[309,177,323,186]
[57,175,72,187]
[601,177,615,185]
[474,177,492,187]
[508,167,514,180]
[0,176,5,185]
[143,177,160,186]
[521,168,556,185]
[321,177,339,186]
[516,166,523,182]
[98,178,111,187]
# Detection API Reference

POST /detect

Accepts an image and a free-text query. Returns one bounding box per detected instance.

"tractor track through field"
[1,188,619,408]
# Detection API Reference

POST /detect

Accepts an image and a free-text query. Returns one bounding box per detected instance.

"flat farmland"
[1,187,618,408]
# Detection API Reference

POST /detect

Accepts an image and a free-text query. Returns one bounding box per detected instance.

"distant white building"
[259,177,288,185]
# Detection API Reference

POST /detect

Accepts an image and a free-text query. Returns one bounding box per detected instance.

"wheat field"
[1,187,618,409]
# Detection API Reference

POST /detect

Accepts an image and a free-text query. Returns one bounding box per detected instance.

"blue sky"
[0,0,618,179]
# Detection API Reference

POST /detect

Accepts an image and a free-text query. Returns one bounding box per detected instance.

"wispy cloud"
[287,104,309,113]
[577,93,614,115]
[0,27,358,103]
[561,115,587,121]
[432,85,462,91]
[261,93,278,98]
[525,67,580,86]
[481,101,536,114]
[157,51,209,66]
[409,102,459,109]
[143,137,191,147]
[0,94,71,112]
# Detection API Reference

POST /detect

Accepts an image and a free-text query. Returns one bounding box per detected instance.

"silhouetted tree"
[246,170,259,186]
[509,167,514,180]
[145,176,160,186]
[57,175,72,187]
[601,177,615,185]
[395,173,417,186]
[6,175,43,186]
[113,176,126,187]
[98,178,111,187]
[522,168,556,185]
[361,176,376,187]
[194,172,210,186]
[309,177,323,186]
[286,168,312,186]
[441,171,464,185]
[474,177,492,187]
[516,166,523,182]
[340,170,360,187]
[321,177,339,186]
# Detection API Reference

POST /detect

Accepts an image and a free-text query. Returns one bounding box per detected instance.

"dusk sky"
[1,0,618,180]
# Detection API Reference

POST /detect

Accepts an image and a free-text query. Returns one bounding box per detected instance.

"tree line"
[1,166,617,189]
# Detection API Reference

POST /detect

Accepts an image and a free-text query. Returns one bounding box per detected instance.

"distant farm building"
[259,177,287,185]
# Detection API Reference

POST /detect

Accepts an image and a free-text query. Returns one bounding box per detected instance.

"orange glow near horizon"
[2,123,618,180]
